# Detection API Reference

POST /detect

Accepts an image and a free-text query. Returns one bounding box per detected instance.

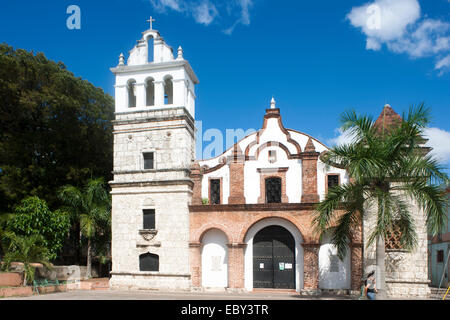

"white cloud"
[347,0,450,74]
[149,0,253,33]
[150,0,184,12]
[435,54,450,75]
[424,127,450,164]
[328,127,450,165]
[192,1,218,25]
[327,128,357,147]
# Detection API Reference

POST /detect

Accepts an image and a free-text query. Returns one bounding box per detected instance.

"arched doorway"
[201,229,229,288]
[253,225,296,289]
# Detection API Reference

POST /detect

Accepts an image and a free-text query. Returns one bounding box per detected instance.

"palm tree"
[313,104,449,299]
[1,233,52,286]
[58,178,110,279]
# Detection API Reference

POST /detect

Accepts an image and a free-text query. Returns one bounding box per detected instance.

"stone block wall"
[363,198,431,298]
[110,107,195,290]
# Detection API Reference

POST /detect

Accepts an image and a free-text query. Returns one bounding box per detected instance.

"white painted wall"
[201,229,229,288]
[244,146,302,204]
[201,165,230,204]
[113,29,197,116]
[318,234,351,290]
[244,218,304,292]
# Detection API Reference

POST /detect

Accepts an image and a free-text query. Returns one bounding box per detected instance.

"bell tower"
[109,20,199,290]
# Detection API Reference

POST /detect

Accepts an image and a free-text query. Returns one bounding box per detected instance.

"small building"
[428,187,450,288]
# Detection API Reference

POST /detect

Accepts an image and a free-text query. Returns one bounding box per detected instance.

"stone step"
[429,287,449,300]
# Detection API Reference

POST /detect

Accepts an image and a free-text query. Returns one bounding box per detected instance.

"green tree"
[58,178,111,279]
[6,196,71,260]
[0,44,114,212]
[313,104,449,299]
[1,233,52,286]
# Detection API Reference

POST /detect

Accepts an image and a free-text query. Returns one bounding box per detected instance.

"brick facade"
[189,204,363,291]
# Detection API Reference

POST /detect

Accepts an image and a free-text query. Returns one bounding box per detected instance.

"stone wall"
[110,107,195,290]
[363,198,431,298]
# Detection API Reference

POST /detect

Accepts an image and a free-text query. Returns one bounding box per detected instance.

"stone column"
[190,162,203,205]
[135,83,146,108]
[154,80,165,107]
[228,144,245,204]
[303,243,320,290]
[189,243,202,288]
[172,79,187,108]
[301,138,320,203]
[227,243,246,289]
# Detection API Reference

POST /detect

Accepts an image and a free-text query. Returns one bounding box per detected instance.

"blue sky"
[1,0,449,168]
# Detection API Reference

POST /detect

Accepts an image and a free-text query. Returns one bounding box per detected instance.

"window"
[386,223,403,250]
[147,36,154,63]
[143,152,154,170]
[266,177,282,204]
[268,150,277,164]
[146,78,155,106]
[127,80,137,108]
[327,174,339,190]
[210,179,221,205]
[139,253,159,272]
[437,250,444,263]
[143,209,155,230]
[164,76,173,105]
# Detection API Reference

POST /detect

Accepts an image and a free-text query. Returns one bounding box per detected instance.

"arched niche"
[201,229,229,288]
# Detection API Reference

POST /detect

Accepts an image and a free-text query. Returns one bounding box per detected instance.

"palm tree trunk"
[376,236,387,299]
[23,270,27,287]
[86,238,92,279]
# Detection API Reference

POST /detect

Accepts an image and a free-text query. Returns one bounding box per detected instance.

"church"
[109,22,430,298]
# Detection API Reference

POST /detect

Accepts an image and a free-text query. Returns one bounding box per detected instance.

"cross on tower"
[147,16,156,30]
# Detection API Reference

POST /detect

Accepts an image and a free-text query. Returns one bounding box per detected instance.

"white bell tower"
[111,18,199,117]
[109,19,199,290]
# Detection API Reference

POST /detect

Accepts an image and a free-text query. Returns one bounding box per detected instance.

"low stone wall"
[37,265,99,281]
[110,273,191,291]
[36,284,67,295]
[386,281,431,298]
[6,264,99,281]
[0,272,23,287]
[0,286,33,298]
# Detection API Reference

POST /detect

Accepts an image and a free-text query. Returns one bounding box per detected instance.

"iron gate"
[253,225,295,289]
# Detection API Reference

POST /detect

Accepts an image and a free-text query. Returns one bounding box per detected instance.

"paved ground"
[3,289,359,300]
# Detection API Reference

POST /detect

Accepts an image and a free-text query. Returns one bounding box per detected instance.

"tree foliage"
[1,233,52,286]
[0,44,114,212]
[6,196,71,260]
[313,104,449,259]
[58,178,111,278]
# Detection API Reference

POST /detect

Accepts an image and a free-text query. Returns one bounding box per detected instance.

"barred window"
[386,223,403,250]
[143,209,155,230]
[143,152,154,170]
[266,178,282,204]
[327,174,339,189]
[139,253,159,272]
[437,250,444,263]
[210,179,221,205]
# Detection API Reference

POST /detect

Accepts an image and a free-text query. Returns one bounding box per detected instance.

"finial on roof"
[177,46,184,60]
[119,53,125,66]
[271,97,276,109]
